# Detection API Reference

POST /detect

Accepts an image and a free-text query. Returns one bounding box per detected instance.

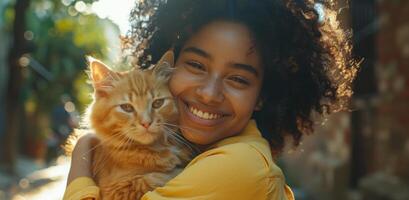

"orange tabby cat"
[67,52,195,200]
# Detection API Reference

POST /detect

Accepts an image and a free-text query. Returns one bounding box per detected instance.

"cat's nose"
[140,122,151,129]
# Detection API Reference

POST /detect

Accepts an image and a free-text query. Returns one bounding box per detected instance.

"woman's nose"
[195,77,224,104]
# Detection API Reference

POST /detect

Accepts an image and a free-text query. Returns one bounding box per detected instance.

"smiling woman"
[64,0,358,199]
[170,21,264,145]
[133,0,358,152]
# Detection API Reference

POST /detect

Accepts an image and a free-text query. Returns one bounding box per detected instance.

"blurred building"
[282,1,409,200]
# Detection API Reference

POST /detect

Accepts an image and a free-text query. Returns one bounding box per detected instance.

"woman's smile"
[181,98,230,125]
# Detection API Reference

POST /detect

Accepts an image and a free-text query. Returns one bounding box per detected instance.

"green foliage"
[20,0,118,115]
[2,0,120,144]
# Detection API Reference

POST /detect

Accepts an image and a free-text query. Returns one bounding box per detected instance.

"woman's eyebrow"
[231,63,259,77]
[182,46,211,59]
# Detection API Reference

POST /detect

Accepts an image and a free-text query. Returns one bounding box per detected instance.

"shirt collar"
[210,119,262,148]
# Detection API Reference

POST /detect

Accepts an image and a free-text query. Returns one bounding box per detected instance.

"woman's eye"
[229,76,250,86]
[120,104,134,113]
[185,61,205,71]
[152,99,165,109]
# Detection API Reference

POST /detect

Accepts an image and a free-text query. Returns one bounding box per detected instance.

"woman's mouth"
[189,106,222,120]
[180,100,228,126]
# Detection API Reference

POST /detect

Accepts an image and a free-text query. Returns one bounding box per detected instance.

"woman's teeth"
[189,106,222,120]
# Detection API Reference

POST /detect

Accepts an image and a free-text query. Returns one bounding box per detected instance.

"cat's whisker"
[157,122,203,144]
[164,129,189,147]
[158,123,192,144]
[93,152,114,175]
[157,122,201,135]
[121,133,134,158]
[93,153,112,176]
[93,133,129,176]
[156,122,182,129]
[80,131,123,160]
[161,126,200,155]
[92,147,109,175]
[160,125,183,140]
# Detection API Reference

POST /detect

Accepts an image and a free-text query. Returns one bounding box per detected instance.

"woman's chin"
[180,129,214,146]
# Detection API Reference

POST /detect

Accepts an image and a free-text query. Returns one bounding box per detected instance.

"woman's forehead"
[181,20,262,70]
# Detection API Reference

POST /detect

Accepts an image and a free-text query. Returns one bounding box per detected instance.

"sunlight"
[91,0,135,34]
[11,157,71,200]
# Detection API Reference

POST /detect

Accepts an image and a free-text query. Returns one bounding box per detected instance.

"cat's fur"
[66,52,195,200]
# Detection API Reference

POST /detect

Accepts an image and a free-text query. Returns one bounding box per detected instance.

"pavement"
[0,156,70,200]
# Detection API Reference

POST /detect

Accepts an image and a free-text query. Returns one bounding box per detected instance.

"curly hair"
[124,0,359,153]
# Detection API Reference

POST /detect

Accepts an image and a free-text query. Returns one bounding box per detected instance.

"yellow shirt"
[63,120,294,200]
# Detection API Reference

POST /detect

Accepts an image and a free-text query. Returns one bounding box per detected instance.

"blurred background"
[0,0,408,199]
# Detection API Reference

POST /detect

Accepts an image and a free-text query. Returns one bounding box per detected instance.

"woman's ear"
[254,98,263,111]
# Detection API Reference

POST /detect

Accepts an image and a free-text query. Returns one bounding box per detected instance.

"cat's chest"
[102,166,148,181]
[92,145,182,177]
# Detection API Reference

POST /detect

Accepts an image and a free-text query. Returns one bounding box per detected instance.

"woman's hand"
[66,133,99,186]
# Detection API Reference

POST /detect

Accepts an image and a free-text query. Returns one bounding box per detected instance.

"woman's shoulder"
[166,141,288,199]
[191,140,285,178]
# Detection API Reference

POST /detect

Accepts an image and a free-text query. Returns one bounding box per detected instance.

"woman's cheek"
[226,87,257,111]
[170,67,200,95]
[169,67,188,96]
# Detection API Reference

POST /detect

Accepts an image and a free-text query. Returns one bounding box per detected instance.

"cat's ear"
[87,56,117,97]
[157,50,174,67]
[88,56,115,82]
[153,50,174,80]
[153,50,175,80]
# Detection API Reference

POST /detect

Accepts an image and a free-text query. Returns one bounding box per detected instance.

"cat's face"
[88,52,178,146]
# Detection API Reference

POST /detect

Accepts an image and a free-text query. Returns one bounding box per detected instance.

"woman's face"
[169,20,264,145]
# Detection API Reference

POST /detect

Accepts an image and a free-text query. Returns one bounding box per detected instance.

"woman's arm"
[64,134,100,200]
[66,134,96,185]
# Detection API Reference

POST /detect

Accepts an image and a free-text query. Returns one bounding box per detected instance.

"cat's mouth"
[125,131,160,145]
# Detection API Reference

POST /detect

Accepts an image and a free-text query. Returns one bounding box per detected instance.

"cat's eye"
[152,99,165,109]
[120,104,134,113]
